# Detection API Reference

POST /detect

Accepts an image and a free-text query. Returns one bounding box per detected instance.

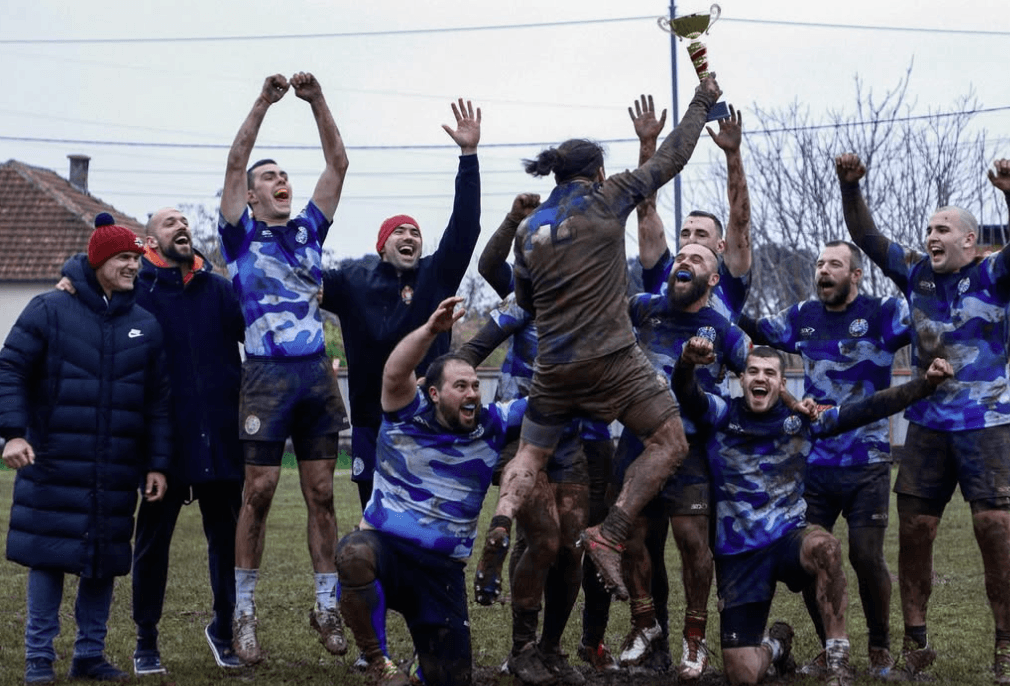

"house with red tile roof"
[0,155,143,341]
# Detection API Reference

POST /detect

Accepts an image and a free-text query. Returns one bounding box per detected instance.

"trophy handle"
[707,4,721,32]
[657,16,674,34]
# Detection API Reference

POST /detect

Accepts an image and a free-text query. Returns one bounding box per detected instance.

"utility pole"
[668,0,682,248]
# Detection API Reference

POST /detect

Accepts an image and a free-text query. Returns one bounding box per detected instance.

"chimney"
[67,154,91,193]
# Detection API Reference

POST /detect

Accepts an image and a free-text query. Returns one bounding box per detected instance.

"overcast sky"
[2,0,1008,265]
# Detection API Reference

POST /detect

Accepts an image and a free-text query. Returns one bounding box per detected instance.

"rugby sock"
[904,624,928,649]
[314,572,338,611]
[339,581,388,662]
[600,506,632,544]
[826,637,850,666]
[761,635,783,662]
[511,607,541,655]
[234,568,258,617]
[629,596,657,629]
[684,609,707,639]
[996,629,1010,647]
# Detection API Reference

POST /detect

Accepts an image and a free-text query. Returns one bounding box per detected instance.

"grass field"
[0,464,1000,684]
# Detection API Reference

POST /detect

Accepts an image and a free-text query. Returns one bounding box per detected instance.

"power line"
[4,105,1007,151]
[1,15,1005,45]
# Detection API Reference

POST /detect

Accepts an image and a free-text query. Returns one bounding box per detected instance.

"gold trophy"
[658,4,730,121]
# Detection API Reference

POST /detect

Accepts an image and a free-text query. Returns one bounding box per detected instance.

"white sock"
[235,567,259,617]
[314,572,338,611]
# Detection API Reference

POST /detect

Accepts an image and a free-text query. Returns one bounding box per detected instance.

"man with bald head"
[837,154,1010,681]
[130,206,246,674]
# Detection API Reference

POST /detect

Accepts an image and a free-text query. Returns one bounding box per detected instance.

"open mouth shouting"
[273,188,290,201]
[674,269,693,283]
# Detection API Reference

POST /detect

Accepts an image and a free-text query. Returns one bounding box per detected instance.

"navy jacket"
[321,154,481,430]
[134,250,244,485]
[0,255,172,577]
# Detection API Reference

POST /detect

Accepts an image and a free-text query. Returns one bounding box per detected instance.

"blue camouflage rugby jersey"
[744,294,911,467]
[489,297,537,402]
[642,248,751,322]
[218,201,330,357]
[692,396,845,557]
[863,241,1010,431]
[366,388,526,559]
[629,294,749,419]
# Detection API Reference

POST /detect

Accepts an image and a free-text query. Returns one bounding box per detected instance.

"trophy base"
[707,101,730,122]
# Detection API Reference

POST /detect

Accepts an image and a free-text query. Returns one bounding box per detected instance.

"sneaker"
[309,605,348,656]
[892,636,936,679]
[204,623,242,668]
[506,642,556,686]
[618,621,664,666]
[678,635,710,680]
[995,643,1010,685]
[474,526,510,605]
[132,651,167,676]
[765,621,796,677]
[578,525,628,601]
[799,650,828,678]
[24,658,55,685]
[365,656,409,686]
[540,646,586,685]
[69,656,129,682]
[232,612,263,665]
[868,646,895,679]
[576,641,620,673]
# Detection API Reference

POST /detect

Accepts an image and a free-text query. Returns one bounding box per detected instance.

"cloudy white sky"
[2,0,1008,264]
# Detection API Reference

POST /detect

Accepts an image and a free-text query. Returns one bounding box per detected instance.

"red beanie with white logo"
[88,212,144,268]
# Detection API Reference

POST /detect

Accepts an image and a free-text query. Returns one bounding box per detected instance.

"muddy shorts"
[894,423,1010,514]
[493,425,589,486]
[521,343,677,450]
[715,526,813,613]
[804,462,891,529]
[239,354,348,443]
[613,431,709,519]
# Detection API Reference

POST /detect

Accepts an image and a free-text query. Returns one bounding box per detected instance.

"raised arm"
[478,193,540,299]
[629,94,669,269]
[442,98,481,156]
[381,297,465,413]
[220,74,289,226]
[835,153,892,265]
[707,105,751,277]
[291,72,348,221]
[831,358,952,435]
[672,336,716,423]
[989,159,1010,230]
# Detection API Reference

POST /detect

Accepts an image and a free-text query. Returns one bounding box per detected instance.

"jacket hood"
[63,253,137,316]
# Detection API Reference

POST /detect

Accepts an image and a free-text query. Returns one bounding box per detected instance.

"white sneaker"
[618,621,663,666]
[678,635,709,680]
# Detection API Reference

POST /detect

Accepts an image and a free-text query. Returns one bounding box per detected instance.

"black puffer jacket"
[0,254,171,577]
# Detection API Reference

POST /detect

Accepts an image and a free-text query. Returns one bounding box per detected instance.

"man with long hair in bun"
[473,76,722,611]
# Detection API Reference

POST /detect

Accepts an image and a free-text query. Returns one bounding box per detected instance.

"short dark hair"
[424,354,474,398]
[822,240,863,271]
[747,346,785,373]
[523,139,606,184]
[686,210,724,238]
[247,159,277,190]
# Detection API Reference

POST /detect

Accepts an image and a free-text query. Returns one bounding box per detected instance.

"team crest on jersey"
[401,285,414,304]
[244,414,261,435]
[728,422,743,433]
[917,280,936,294]
[296,227,308,245]
[783,414,802,435]
[958,277,970,295]
[696,326,717,342]
[800,327,816,339]
[848,318,869,337]
[352,457,364,477]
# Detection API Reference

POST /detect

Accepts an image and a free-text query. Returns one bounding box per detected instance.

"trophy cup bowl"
[657,4,730,121]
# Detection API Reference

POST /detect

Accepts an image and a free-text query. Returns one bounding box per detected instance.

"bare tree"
[689,64,1000,317]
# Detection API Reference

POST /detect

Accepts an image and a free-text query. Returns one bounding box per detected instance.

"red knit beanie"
[376,214,420,255]
[88,212,144,268]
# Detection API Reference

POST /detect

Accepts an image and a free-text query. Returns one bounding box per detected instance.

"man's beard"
[668,274,708,310]
[818,279,851,307]
[162,240,195,267]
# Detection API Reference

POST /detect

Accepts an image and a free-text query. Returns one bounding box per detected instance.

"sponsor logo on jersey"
[261,229,273,239]
[800,327,816,339]
[917,279,936,294]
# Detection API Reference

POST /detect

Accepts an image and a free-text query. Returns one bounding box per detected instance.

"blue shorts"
[239,354,348,442]
[895,423,1010,512]
[613,432,709,518]
[804,462,890,529]
[715,526,813,611]
[351,425,378,484]
[340,529,471,669]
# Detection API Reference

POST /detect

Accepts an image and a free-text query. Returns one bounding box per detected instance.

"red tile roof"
[0,159,143,281]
